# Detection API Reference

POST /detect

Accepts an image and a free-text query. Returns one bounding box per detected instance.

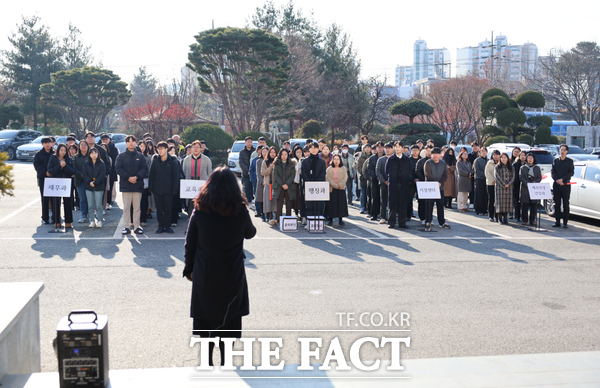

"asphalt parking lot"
[1,161,599,372]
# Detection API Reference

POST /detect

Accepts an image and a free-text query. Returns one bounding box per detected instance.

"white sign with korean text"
[416,181,441,199]
[305,182,330,201]
[180,179,206,199]
[279,216,298,232]
[43,178,72,198]
[528,182,552,200]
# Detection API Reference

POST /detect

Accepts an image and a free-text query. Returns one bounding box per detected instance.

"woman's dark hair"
[87,147,100,164]
[498,152,513,171]
[69,144,79,155]
[291,144,302,161]
[77,140,89,157]
[255,145,264,159]
[138,140,150,156]
[277,148,289,161]
[330,154,344,168]
[55,143,68,159]
[145,140,156,155]
[194,167,248,216]
[443,147,456,166]
[265,146,277,167]
[510,147,521,163]
[526,152,537,164]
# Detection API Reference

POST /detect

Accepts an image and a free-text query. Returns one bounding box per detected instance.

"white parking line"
[1,236,600,241]
[0,198,39,225]
[343,218,389,239]
[443,216,511,238]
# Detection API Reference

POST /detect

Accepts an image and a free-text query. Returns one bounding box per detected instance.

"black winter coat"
[90,143,109,169]
[415,156,429,182]
[105,141,119,180]
[115,149,149,192]
[33,148,54,179]
[301,153,326,182]
[47,155,76,179]
[239,146,255,175]
[408,156,421,184]
[366,154,381,181]
[148,154,180,195]
[386,154,412,209]
[83,160,107,192]
[183,207,256,320]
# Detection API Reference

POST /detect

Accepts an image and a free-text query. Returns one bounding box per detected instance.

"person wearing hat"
[424,147,451,229]
[355,143,372,213]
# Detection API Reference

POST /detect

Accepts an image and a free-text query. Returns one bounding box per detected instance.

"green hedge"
[181,123,233,151]
[485,136,511,147]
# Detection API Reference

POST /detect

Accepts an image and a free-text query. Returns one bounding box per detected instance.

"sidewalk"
[2,351,599,387]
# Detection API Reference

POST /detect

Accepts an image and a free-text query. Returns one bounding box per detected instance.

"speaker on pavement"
[56,310,109,387]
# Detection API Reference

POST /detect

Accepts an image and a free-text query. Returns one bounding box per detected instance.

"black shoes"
[562,224,568,228]
[254,213,262,218]
[327,220,333,226]
[398,225,409,229]
[156,228,164,234]
[134,227,144,234]
[388,225,395,229]
[370,216,378,221]
[339,220,345,226]
[552,223,561,228]
[122,228,131,235]
[165,227,175,234]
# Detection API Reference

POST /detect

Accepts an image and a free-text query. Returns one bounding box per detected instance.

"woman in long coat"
[271,148,297,226]
[325,154,349,226]
[520,152,542,226]
[456,150,473,212]
[255,147,268,222]
[183,167,256,367]
[512,151,526,222]
[443,148,457,208]
[260,146,278,223]
[494,153,515,225]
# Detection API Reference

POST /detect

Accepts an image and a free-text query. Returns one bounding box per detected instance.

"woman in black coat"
[47,143,76,229]
[183,167,256,366]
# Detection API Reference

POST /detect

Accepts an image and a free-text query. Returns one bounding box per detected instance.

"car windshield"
[0,130,19,140]
[530,151,554,164]
[30,137,43,144]
[231,142,258,152]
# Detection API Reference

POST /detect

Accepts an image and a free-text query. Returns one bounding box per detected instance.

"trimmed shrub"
[403,133,446,148]
[535,125,552,144]
[516,134,534,146]
[181,123,233,150]
[296,120,322,139]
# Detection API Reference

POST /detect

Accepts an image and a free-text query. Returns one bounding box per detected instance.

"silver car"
[16,136,45,161]
[543,160,600,221]
[227,140,258,176]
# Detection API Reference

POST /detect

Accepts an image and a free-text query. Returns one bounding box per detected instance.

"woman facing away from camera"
[183,167,256,367]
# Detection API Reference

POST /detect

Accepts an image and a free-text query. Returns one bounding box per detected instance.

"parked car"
[541,160,600,221]
[227,140,258,176]
[289,138,314,151]
[487,143,532,156]
[538,144,587,157]
[454,144,473,154]
[584,147,600,155]
[566,154,600,162]
[0,129,42,160]
[16,136,45,161]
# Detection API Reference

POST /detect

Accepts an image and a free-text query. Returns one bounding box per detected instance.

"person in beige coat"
[260,147,278,223]
[485,150,501,222]
[325,154,349,226]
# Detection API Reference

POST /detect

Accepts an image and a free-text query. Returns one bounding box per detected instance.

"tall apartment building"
[456,36,538,81]
[395,40,451,86]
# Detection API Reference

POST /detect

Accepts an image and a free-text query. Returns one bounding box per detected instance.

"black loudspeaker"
[56,310,109,387]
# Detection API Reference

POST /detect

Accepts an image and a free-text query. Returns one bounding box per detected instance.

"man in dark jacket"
[424,147,450,230]
[386,141,412,229]
[551,144,575,228]
[239,136,255,203]
[355,144,371,213]
[407,145,421,221]
[115,135,149,235]
[33,137,54,224]
[301,142,327,218]
[468,142,480,207]
[473,147,488,215]
[149,141,180,234]
[101,134,119,205]
[415,146,432,224]
[376,142,393,224]
[366,142,384,220]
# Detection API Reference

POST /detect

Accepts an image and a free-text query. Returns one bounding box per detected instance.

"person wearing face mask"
[340,144,355,205]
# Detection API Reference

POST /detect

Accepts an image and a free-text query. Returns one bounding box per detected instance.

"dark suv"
[0,130,43,160]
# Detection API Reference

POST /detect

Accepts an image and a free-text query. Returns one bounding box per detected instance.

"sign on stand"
[180,180,206,199]
[416,181,441,200]
[528,182,552,200]
[305,182,330,201]
[43,178,72,198]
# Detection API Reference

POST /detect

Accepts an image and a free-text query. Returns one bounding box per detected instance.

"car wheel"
[544,199,555,217]
[6,147,15,160]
